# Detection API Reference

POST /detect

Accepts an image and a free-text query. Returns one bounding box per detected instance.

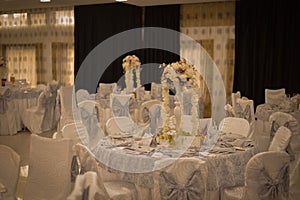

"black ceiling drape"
[234,0,300,107]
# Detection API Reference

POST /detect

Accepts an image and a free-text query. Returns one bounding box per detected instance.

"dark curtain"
[234,0,300,107]
[74,3,142,92]
[142,5,180,90]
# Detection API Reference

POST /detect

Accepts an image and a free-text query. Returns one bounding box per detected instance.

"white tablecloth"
[92,132,258,199]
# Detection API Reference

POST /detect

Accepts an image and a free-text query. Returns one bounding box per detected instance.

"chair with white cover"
[222,151,290,200]
[22,89,56,134]
[149,104,163,134]
[290,158,300,200]
[0,145,21,200]
[0,87,20,135]
[78,100,105,149]
[268,126,292,152]
[58,85,77,129]
[224,104,235,117]
[235,98,255,138]
[153,157,208,200]
[269,112,300,162]
[150,82,163,101]
[265,88,286,106]
[110,93,134,117]
[76,89,90,104]
[218,117,250,138]
[73,143,138,200]
[231,91,241,109]
[138,99,161,126]
[97,83,117,99]
[105,116,136,136]
[23,135,73,200]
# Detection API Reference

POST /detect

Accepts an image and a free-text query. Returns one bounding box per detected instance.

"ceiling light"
[115,0,128,2]
[40,0,51,2]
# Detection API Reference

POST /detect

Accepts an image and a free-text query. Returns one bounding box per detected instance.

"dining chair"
[138,99,161,125]
[0,87,20,135]
[269,112,300,163]
[73,143,138,200]
[76,89,90,104]
[231,91,241,110]
[0,145,21,200]
[22,89,57,134]
[218,117,250,138]
[110,93,134,117]
[268,126,292,152]
[222,151,290,200]
[153,157,208,200]
[105,116,136,136]
[265,88,286,106]
[23,134,73,200]
[97,83,117,99]
[150,82,163,101]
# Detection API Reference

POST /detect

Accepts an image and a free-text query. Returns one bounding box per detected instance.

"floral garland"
[122,55,141,93]
[161,57,200,136]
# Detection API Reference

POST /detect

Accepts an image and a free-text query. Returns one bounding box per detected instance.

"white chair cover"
[265,88,286,106]
[97,83,117,99]
[73,143,138,200]
[135,85,145,101]
[139,99,161,125]
[110,93,133,117]
[60,122,89,146]
[76,89,90,104]
[59,85,77,129]
[268,126,292,152]
[269,111,300,161]
[224,104,235,117]
[23,135,73,200]
[105,116,135,136]
[153,157,208,200]
[235,98,255,124]
[290,158,300,200]
[151,82,163,100]
[149,104,163,134]
[22,89,56,134]
[0,145,20,200]
[222,151,290,200]
[78,100,104,149]
[219,117,250,138]
[0,87,19,135]
[231,91,241,109]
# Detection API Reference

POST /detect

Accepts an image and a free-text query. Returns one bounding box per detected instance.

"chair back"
[23,135,73,200]
[154,157,208,200]
[231,91,241,109]
[139,99,161,125]
[97,83,117,99]
[0,145,20,200]
[105,116,135,136]
[268,126,292,152]
[76,89,90,104]
[219,117,250,138]
[244,151,290,200]
[110,93,133,117]
[265,88,286,106]
[149,104,163,134]
[151,82,162,100]
[235,98,255,124]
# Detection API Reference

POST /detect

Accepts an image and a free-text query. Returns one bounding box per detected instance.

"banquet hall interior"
[0,0,300,199]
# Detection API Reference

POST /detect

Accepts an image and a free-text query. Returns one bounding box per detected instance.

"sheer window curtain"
[0,7,74,87]
[6,45,37,87]
[180,2,235,117]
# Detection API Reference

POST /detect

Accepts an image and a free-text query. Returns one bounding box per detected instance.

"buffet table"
[92,132,258,200]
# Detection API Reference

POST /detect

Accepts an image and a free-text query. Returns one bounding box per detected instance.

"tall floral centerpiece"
[161,57,200,137]
[122,55,141,93]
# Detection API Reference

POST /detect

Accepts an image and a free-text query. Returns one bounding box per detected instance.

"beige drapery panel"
[0,7,74,86]
[180,2,235,117]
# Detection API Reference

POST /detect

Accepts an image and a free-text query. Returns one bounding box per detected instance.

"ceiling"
[0,0,232,11]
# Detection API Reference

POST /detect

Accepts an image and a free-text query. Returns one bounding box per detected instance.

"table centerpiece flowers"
[122,55,141,93]
[160,57,202,144]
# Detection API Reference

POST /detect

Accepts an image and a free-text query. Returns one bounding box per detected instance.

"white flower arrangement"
[160,57,201,136]
[122,55,141,93]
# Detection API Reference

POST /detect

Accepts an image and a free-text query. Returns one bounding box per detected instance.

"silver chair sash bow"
[235,103,252,123]
[80,107,99,137]
[159,170,205,200]
[258,164,289,200]
[111,98,130,117]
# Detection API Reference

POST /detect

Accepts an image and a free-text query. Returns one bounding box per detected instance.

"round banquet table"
[92,132,259,200]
